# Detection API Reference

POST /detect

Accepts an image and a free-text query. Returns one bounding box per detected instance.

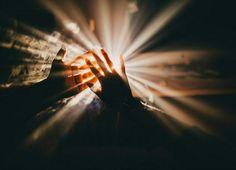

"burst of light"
[25,89,97,150]
[36,0,234,137]
[2,0,235,149]
[65,22,80,34]
[125,0,190,58]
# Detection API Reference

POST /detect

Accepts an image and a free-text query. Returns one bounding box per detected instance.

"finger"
[49,70,72,78]
[119,55,128,82]
[73,73,83,86]
[75,74,88,92]
[73,73,96,92]
[56,47,67,61]
[70,65,89,77]
[66,56,83,65]
[86,59,104,83]
[86,77,101,93]
[82,72,94,80]
[71,65,103,77]
[119,55,126,75]
[80,73,99,92]
[72,60,101,70]
[89,51,109,75]
[85,61,105,73]
[71,59,103,78]
[52,48,67,69]
[85,63,103,75]
[73,71,94,85]
[65,51,90,65]
[101,49,114,72]
[78,84,88,92]
[86,76,98,88]
[87,60,102,78]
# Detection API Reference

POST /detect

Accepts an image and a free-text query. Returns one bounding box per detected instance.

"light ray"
[126,50,217,67]
[124,0,190,58]
[1,0,234,146]
[25,89,96,150]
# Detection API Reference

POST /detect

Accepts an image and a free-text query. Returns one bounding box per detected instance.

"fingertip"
[100,48,115,72]
[119,55,125,69]
[84,57,90,63]
[57,48,67,60]
[90,67,99,76]
[100,48,106,55]
[119,54,125,63]
[73,74,82,85]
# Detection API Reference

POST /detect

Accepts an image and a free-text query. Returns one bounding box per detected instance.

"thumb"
[119,55,128,82]
[50,48,70,78]
[52,48,67,70]
[55,47,67,61]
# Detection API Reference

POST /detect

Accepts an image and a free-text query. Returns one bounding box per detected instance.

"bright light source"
[65,22,80,34]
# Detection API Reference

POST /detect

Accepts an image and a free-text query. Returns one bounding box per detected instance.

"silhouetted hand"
[0,48,91,115]
[85,49,134,109]
[47,47,95,98]
[47,47,135,108]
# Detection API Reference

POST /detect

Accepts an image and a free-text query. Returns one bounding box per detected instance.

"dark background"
[1,0,236,48]
[0,0,236,169]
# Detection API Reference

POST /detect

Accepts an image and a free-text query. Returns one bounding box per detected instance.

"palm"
[47,48,133,104]
[84,49,133,108]
[48,48,87,98]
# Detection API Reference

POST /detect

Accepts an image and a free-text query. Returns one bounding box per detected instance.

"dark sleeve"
[113,98,165,130]
[0,78,70,150]
[0,78,64,115]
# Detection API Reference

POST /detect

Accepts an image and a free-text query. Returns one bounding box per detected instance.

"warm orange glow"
[13,0,234,148]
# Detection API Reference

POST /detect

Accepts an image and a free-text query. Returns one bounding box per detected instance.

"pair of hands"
[48,48,133,108]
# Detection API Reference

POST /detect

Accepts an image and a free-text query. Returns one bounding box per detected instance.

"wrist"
[107,97,142,113]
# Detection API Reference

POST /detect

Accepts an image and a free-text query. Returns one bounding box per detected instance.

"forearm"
[111,98,160,128]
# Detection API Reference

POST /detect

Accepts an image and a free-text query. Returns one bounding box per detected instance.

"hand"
[47,48,96,98]
[85,49,134,108]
